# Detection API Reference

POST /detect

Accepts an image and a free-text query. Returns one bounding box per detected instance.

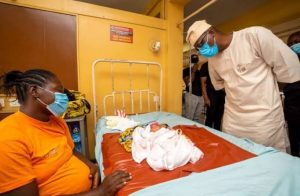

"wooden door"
[0,3,77,90]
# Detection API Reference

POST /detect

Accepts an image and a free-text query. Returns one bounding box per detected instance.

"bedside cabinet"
[65,115,89,157]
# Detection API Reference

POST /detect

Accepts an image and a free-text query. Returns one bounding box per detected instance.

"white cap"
[186,20,211,47]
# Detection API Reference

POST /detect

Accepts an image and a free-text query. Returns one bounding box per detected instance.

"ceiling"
[76,0,270,32]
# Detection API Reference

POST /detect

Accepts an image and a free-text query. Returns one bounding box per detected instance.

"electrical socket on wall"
[0,98,4,108]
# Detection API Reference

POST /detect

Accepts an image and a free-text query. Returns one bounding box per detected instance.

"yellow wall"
[0,0,185,159]
[78,16,166,157]
[165,1,184,114]
[217,0,300,32]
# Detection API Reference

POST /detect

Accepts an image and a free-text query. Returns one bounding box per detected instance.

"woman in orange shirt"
[0,69,131,196]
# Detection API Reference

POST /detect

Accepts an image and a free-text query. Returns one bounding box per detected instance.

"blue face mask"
[37,87,69,117]
[290,43,300,55]
[198,35,219,58]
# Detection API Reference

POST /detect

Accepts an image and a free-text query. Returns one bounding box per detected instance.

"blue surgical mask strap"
[198,33,219,58]
[206,34,216,46]
[36,86,54,106]
[37,97,47,106]
[38,86,54,95]
[36,86,68,117]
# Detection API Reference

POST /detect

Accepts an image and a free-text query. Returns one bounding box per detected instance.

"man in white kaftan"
[186,21,300,151]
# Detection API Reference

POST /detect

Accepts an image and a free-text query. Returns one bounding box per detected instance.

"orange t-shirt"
[0,111,91,195]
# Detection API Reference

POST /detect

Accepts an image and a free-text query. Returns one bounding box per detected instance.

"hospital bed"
[92,59,300,196]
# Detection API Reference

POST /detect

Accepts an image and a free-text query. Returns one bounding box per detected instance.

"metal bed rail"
[92,59,163,126]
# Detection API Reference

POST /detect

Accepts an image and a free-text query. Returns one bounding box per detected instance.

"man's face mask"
[290,43,300,55]
[37,87,69,117]
[198,34,219,58]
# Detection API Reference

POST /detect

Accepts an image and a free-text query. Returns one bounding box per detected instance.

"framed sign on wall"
[110,25,133,43]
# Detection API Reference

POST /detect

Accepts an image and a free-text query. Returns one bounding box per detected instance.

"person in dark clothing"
[199,62,225,131]
[284,31,300,157]
[182,54,205,124]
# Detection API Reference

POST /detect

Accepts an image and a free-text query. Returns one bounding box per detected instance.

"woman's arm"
[0,181,39,196]
[73,150,99,188]
[70,170,131,196]
[73,150,96,173]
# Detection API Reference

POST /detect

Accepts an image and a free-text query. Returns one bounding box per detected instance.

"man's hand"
[98,170,131,196]
[204,97,211,107]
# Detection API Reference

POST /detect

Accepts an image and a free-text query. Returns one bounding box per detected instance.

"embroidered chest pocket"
[43,147,59,159]
[236,64,247,74]
[235,56,264,78]
[33,141,68,163]
[234,46,263,76]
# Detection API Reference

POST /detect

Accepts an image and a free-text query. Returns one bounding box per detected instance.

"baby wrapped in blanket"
[132,122,204,171]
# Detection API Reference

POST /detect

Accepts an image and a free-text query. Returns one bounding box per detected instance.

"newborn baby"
[132,122,204,171]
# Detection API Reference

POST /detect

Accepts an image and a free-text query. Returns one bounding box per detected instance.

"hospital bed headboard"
[92,59,163,125]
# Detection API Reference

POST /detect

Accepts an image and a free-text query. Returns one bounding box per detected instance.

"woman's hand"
[89,163,100,189]
[98,170,131,196]
[72,151,100,189]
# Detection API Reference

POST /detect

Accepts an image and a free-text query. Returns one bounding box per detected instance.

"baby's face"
[150,122,162,132]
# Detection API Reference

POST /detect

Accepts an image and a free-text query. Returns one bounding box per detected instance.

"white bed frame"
[92,59,163,125]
